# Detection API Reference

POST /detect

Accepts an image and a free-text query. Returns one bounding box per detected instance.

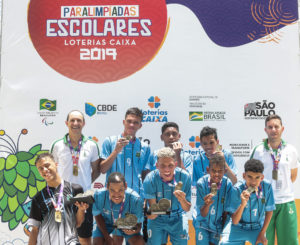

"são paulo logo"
[244,100,276,119]
[27,0,168,83]
[142,96,168,122]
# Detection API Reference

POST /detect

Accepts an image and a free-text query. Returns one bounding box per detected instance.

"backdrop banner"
[0,0,299,243]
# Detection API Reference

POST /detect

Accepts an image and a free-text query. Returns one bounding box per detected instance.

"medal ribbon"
[67,135,82,170]
[110,196,126,224]
[47,181,64,211]
[267,141,282,171]
[160,172,177,187]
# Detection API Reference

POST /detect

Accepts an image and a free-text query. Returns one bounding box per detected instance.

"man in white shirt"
[250,114,299,245]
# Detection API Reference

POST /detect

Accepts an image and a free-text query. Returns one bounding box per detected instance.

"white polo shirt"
[250,139,300,204]
[50,134,100,191]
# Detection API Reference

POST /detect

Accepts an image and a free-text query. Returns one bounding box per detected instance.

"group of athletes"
[27,107,299,245]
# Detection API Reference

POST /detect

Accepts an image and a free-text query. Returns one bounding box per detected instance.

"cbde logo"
[185,136,201,156]
[85,102,117,117]
[142,96,168,122]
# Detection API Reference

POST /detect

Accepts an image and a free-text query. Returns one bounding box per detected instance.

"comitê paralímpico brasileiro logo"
[27,0,168,84]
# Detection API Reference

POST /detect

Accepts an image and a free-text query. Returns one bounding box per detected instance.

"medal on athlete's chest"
[272,169,278,180]
[55,210,62,223]
[68,136,82,176]
[47,182,64,223]
[73,165,79,176]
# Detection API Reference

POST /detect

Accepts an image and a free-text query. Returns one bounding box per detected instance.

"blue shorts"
[147,214,189,245]
[220,224,263,245]
[195,227,221,245]
[92,223,142,242]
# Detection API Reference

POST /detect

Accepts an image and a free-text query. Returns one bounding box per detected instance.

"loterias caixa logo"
[27,0,168,83]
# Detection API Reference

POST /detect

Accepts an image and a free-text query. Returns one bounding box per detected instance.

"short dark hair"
[209,154,225,169]
[244,159,264,173]
[200,126,218,140]
[66,110,85,122]
[107,172,126,188]
[125,107,143,121]
[265,114,282,126]
[161,122,179,134]
[35,152,55,165]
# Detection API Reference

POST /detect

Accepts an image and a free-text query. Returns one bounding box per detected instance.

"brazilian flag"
[40,99,56,111]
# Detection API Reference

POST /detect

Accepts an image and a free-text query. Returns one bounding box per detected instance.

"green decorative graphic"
[0,129,48,231]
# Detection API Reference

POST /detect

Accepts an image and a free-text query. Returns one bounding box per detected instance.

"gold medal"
[174,181,183,191]
[272,169,278,180]
[55,210,62,223]
[247,186,256,194]
[73,165,78,176]
[210,183,218,196]
[216,144,222,152]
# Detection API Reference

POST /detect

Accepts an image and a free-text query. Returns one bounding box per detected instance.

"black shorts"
[77,204,93,238]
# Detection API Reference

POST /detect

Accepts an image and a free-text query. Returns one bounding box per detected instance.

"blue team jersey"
[93,187,144,226]
[100,135,151,195]
[193,175,233,233]
[226,180,275,230]
[149,149,193,175]
[143,167,192,217]
[193,149,237,185]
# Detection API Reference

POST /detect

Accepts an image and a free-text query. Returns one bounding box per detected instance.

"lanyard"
[109,196,126,224]
[47,181,64,211]
[267,141,282,171]
[67,135,82,167]
[160,173,177,187]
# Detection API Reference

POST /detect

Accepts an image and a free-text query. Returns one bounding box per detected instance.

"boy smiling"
[143,147,191,245]
[193,154,233,245]
[220,159,275,245]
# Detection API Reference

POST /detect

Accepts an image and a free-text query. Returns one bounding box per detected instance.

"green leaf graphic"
[30,165,43,181]
[6,155,17,170]
[3,181,17,197]
[29,144,42,155]
[0,186,4,199]
[29,185,37,198]
[9,218,18,230]
[13,174,27,192]
[0,193,8,210]
[16,151,34,162]
[15,206,24,221]
[36,180,46,191]
[0,157,5,171]
[16,161,30,178]
[0,171,4,186]
[2,207,14,222]
[21,214,28,223]
[17,189,29,204]
[4,169,17,185]
[8,195,18,212]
